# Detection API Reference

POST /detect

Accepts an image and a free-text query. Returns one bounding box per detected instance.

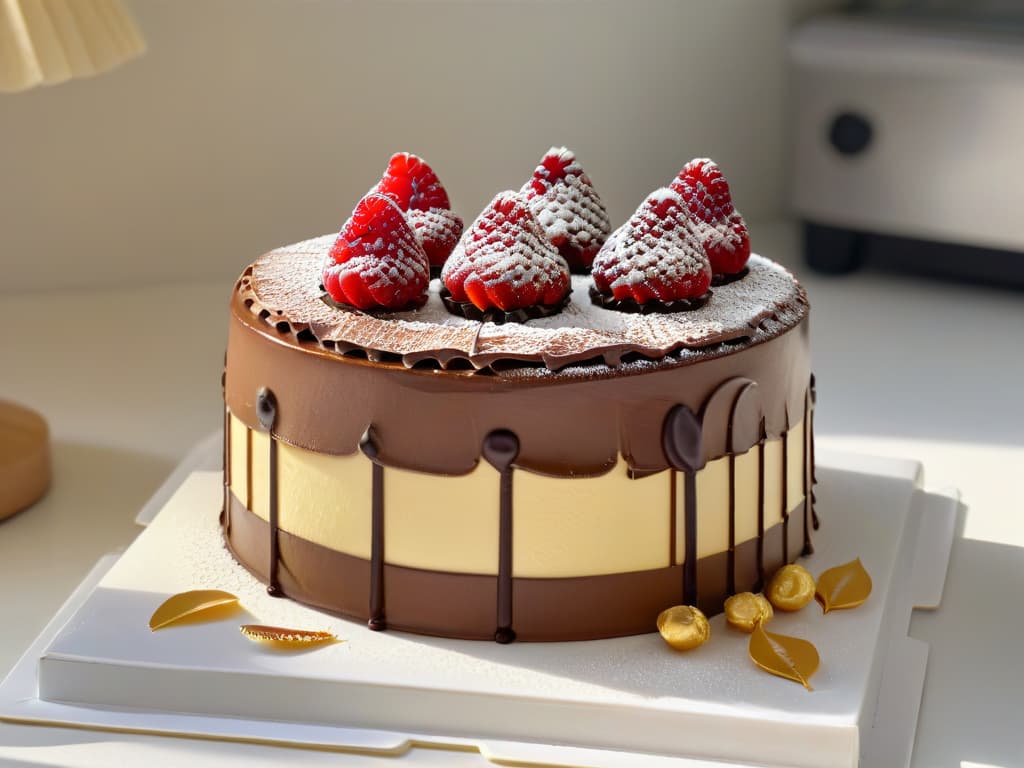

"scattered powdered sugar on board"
[242,235,807,373]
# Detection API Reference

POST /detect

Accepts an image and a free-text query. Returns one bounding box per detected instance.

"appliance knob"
[829,112,873,156]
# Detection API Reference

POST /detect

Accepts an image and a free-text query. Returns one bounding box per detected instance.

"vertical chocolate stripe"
[756,421,766,590]
[360,428,387,631]
[483,430,520,644]
[245,428,253,511]
[669,471,677,566]
[683,471,698,605]
[802,394,814,556]
[727,454,736,595]
[255,387,281,597]
[810,375,820,531]
[496,466,515,643]
[781,427,790,565]
[222,405,231,532]
[662,405,703,607]
[267,438,280,596]
[369,463,385,629]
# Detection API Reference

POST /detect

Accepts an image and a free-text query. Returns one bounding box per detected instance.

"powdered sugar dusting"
[522,147,611,268]
[243,235,807,374]
[407,207,463,267]
[441,191,570,307]
[591,188,711,298]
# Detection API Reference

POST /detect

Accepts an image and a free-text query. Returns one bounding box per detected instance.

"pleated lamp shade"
[0,0,145,93]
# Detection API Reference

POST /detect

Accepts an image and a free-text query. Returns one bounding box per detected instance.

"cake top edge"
[234,235,808,376]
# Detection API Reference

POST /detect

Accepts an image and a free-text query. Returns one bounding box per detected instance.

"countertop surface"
[1,221,1022,767]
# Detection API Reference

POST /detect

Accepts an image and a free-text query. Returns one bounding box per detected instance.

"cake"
[221,150,814,643]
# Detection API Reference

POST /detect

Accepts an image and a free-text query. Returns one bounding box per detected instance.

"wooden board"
[0,401,50,521]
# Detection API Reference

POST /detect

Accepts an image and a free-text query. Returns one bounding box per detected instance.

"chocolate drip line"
[256,387,281,597]
[662,405,703,606]
[809,373,820,530]
[781,427,790,566]
[756,417,766,591]
[802,392,814,556]
[727,453,737,596]
[483,430,520,644]
[361,428,387,631]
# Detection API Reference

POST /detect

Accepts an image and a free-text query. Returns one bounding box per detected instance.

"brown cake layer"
[224,492,809,641]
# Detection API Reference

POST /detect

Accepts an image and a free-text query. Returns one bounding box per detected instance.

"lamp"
[0,0,145,93]
[0,0,145,520]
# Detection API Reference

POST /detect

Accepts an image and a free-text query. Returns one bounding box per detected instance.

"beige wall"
[0,0,843,294]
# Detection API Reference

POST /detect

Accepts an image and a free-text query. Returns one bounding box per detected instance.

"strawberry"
[375,152,451,212]
[442,191,570,312]
[591,188,711,305]
[669,158,750,275]
[322,193,430,310]
[407,207,463,269]
[521,147,610,272]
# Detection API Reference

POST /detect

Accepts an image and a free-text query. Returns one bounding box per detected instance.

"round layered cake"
[221,236,814,642]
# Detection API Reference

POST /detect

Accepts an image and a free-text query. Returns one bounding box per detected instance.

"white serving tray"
[0,450,956,768]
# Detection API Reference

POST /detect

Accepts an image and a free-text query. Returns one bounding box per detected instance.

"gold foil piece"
[240,624,338,647]
[816,558,873,613]
[724,592,774,633]
[657,605,710,651]
[767,564,816,612]
[149,590,239,631]
[749,622,820,691]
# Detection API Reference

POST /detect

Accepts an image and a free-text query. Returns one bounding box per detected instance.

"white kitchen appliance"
[789,10,1024,284]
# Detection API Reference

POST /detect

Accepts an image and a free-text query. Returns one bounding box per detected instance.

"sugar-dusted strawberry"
[322,193,430,310]
[521,147,611,272]
[591,188,712,305]
[669,158,750,275]
[442,191,570,312]
[375,152,451,212]
[407,207,463,269]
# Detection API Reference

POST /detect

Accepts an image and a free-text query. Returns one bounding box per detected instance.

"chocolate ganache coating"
[226,236,810,476]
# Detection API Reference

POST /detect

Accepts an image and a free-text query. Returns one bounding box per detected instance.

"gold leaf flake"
[816,558,873,613]
[149,590,239,631]
[748,622,819,691]
[240,624,338,647]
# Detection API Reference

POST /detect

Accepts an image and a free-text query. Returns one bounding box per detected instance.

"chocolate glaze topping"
[226,308,810,478]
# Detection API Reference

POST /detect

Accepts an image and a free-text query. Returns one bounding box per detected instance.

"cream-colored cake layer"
[277,441,373,560]
[763,437,785,528]
[385,462,501,575]
[229,415,249,508]
[512,461,671,578]
[734,448,761,543]
[250,429,270,521]
[228,414,807,579]
[695,457,729,560]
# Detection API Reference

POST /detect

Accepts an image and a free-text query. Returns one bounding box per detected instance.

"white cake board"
[0,450,956,768]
